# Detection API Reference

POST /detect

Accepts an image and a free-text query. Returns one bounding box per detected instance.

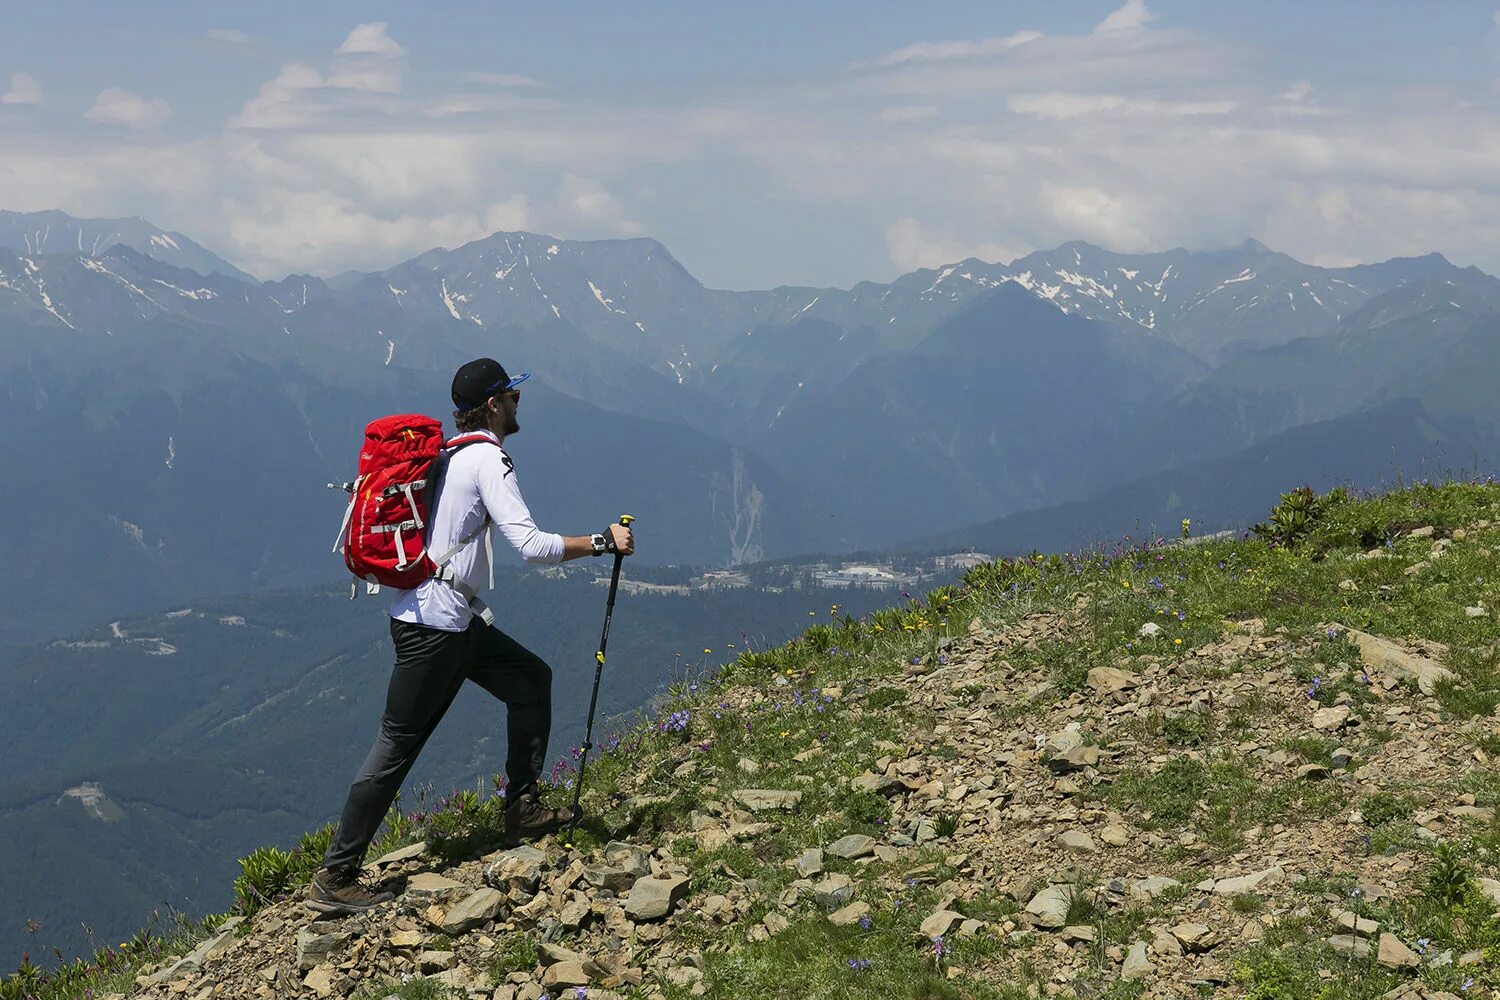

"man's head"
[452,358,530,437]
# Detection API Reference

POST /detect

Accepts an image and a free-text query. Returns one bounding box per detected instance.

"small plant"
[934,813,959,839]
[1361,792,1413,828]
[1252,485,1348,549]
[1425,843,1472,909]
[865,687,908,711]
[486,933,539,982]
[232,846,294,915]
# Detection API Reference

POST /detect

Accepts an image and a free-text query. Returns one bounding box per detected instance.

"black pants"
[322,616,553,871]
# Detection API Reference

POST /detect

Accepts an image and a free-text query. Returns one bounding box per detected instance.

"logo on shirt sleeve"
[500,451,515,479]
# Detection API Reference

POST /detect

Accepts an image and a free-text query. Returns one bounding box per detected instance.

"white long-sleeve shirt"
[389,429,564,631]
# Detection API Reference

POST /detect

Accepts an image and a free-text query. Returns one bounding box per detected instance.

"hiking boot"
[504,791,573,844]
[306,864,395,915]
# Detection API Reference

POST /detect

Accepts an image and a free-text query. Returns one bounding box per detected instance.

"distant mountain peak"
[0,209,256,285]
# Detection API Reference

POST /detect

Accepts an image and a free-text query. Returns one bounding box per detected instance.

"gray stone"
[1056,830,1098,854]
[813,874,856,909]
[733,788,803,812]
[1343,626,1456,695]
[794,848,824,878]
[624,875,690,921]
[1122,941,1154,981]
[370,841,427,866]
[1377,933,1421,969]
[541,961,591,989]
[419,950,458,973]
[828,902,871,927]
[851,772,904,796]
[296,928,353,972]
[1311,706,1352,731]
[583,865,637,892]
[602,841,651,875]
[438,887,506,934]
[405,872,468,899]
[827,834,876,860]
[485,847,546,894]
[1169,923,1216,952]
[1211,866,1285,896]
[1087,667,1140,694]
[920,910,964,937]
[1025,884,1076,929]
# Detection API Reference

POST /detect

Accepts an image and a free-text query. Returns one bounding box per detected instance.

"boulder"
[1087,667,1140,695]
[1025,884,1076,929]
[794,848,824,878]
[625,875,690,921]
[484,847,546,894]
[1056,830,1098,854]
[438,888,506,934]
[295,928,352,972]
[827,834,875,860]
[1377,933,1421,969]
[813,874,856,909]
[920,910,964,937]
[828,902,871,927]
[1210,866,1285,896]
[733,789,802,812]
[1311,706,1352,731]
[1341,626,1456,695]
[1122,941,1154,980]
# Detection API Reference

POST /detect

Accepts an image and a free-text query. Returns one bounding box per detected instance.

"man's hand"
[608,522,634,556]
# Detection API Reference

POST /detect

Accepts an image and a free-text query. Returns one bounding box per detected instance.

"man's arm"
[555,522,635,563]
[477,449,635,563]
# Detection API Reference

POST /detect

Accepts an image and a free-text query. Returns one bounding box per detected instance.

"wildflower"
[937,654,948,665]
[1121,580,1131,589]
[1415,938,1429,953]
[910,655,922,665]
[932,934,945,960]
[1173,638,1183,646]
[858,915,872,930]
[780,730,790,738]
[1462,976,1474,992]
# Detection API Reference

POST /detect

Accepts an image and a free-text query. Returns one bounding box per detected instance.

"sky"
[2,0,1499,288]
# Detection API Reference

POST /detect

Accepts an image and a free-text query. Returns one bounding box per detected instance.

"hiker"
[309,358,635,914]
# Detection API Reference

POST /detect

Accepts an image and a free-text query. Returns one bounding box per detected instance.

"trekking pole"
[568,514,635,830]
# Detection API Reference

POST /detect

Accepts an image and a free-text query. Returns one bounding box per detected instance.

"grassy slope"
[7,480,1500,1000]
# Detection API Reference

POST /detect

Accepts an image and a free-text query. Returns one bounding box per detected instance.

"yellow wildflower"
[1121,580,1131,589]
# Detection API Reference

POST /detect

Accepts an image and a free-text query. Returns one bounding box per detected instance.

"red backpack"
[332,414,496,591]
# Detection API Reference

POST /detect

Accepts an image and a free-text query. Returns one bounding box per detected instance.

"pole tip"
[618,514,635,525]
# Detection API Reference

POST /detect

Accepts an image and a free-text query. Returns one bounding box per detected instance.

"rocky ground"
[63,490,1500,999]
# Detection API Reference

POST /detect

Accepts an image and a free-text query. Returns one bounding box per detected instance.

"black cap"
[451,358,530,411]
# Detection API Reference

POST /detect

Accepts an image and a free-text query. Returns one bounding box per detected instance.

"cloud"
[85,88,171,128]
[556,175,644,236]
[336,22,404,58]
[1,71,41,105]
[880,105,939,123]
[15,7,1500,289]
[1006,92,1235,119]
[233,64,325,129]
[1279,80,1313,102]
[206,28,254,44]
[853,31,1042,70]
[1095,0,1156,32]
[464,72,548,89]
[884,218,1021,271]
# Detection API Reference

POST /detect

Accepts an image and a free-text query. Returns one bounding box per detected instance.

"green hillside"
[7,480,1500,1000]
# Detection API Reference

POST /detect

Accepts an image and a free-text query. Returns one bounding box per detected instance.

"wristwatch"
[590,533,609,557]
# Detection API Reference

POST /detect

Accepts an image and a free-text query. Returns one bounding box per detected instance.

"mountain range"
[2,209,1498,645]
